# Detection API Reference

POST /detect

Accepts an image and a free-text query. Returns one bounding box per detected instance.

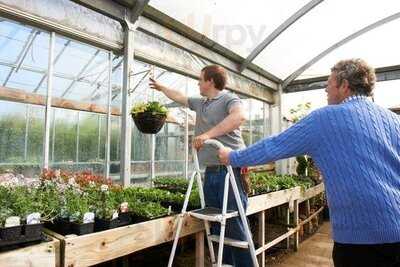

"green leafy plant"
[9,186,42,222]
[93,185,119,220]
[130,201,169,220]
[64,188,93,224]
[0,207,13,227]
[131,101,168,116]
[153,176,195,194]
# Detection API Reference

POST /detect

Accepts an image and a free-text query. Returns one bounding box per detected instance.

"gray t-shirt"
[188,91,246,166]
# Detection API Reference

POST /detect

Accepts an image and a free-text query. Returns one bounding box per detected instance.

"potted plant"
[0,207,21,241]
[130,201,169,223]
[153,176,194,194]
[11,186,44,240]
[131,101,168,134]
[64,188,95,236]
[94,185,119,231]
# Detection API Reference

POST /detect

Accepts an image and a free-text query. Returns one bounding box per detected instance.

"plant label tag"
[120,202,129,213]
[112,211,118,220]
[27,212,41,224]
[83,212,95,223]
[168,206,172,215]
[5,216,20,227]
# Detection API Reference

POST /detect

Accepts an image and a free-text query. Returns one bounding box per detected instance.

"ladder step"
[188,207,238,222]
[212,264,233,267]
[209,234,249,249]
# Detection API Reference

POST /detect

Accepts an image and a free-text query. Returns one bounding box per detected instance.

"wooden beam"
[0,86,121,115]
[257,210,266,267]
[62,215,203,267]
[195,231,205,267]
[0,234,60,267]
[246,187,302,215]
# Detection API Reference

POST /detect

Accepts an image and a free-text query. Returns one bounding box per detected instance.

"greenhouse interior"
[0,0,399,267]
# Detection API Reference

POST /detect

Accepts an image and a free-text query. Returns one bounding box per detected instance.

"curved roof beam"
[238,0,324,73]
[283,12,400,89]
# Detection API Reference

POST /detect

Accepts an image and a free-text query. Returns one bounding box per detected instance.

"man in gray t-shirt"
[188,92,245,167]
[150,65,253,266]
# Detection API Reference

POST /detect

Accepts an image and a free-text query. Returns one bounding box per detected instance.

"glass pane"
[374,80,400,109]
[109,115,120,179]
[0,101,26,164]
[0,101,44,176]
[241,97,251,146]
[54,36,110,106]
[251,99,264,144]
[50,108,78,167]
[149,0,310,57]
[254,0,400,79]
[299,19,400,79]
[0,18,49,93]
[26,105,45,164]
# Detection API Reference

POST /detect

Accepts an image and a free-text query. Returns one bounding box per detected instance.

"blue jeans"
[203,166,253,267]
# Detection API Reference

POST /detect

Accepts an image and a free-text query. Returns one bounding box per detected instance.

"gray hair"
[331,59,376,96]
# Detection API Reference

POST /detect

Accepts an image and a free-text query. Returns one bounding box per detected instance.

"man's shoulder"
[221,91,239,100]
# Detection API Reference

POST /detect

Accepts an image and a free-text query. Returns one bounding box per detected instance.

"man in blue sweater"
[218,59,400,267]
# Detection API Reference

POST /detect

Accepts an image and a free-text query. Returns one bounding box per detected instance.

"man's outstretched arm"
[218,110,320,166]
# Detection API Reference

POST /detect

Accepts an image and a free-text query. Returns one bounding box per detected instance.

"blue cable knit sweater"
[230,96,400,244]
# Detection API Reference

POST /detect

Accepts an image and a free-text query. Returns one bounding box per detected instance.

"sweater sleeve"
[229,110,320,167]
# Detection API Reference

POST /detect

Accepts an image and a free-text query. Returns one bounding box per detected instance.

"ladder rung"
[188,207,238,222]
[212,264,233,267]
[209,235,249,249]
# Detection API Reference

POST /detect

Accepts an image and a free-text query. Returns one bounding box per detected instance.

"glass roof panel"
[298,18,400,79]
[253,0,400,79]
[149,0,310,57]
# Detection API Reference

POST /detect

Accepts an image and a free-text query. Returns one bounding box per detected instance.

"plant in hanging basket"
[131,101,168,134]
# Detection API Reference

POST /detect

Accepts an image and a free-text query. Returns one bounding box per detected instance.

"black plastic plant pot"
[52,218,72,236]
[118,212,132,227]
[23,223,44,239]
[0,225,22,241]
[94,218,119,232]
[131,215,148,224]
[70,222,94,236]
[161,201,182,212]
[132,111,166,134]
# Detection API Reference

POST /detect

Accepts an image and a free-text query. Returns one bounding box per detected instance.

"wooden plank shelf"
[44,183,326,267]
[0,234,60,267]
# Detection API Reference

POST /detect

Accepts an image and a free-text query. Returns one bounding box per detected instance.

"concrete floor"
[273,222,334,267]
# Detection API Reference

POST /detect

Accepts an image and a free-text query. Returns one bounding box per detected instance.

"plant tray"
[94,218,119,232]
[70,222,94,236]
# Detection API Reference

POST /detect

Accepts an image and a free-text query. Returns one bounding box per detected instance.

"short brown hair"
[331,59,376,96]
[201,65,227,90]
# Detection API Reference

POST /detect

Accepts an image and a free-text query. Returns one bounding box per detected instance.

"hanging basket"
[132,111,167,134]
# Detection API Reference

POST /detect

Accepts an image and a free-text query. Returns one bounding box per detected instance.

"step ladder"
[167,139,259,267]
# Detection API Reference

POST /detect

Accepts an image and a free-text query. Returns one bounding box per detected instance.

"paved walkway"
[273,222,334,267]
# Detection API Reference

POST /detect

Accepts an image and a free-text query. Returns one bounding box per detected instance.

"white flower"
[100,184,109,192]
[55,169,61,178]
[68,177,76,185]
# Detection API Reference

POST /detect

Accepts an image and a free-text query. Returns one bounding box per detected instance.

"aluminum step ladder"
[167,139,259,267]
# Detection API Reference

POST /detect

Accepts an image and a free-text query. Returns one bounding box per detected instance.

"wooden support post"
[195,231,205,267]
[306,199,312,234]
[258,211,266,267]
[286,207,290,249]
[293,200,299,251]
